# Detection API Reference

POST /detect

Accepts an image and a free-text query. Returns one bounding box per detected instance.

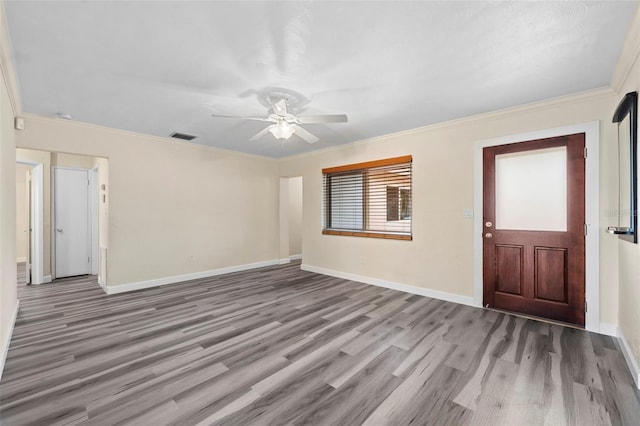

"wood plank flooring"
[1,261,639,425]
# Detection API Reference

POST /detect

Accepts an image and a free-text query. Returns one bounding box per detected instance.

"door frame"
[473,121,600,332]
[52,166,91,279]
[16,160,45,285]
[89,166,99,275]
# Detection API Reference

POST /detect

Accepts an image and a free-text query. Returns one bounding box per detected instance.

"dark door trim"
[473,122,601,333]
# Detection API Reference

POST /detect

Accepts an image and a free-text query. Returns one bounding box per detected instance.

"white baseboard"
[32,275,52,285]
[0,300,19,382]
[280,255,301,263]
[16,257,26,263]
[301,264,476,308]
[599,322,619,337]
[617,327,640,390]
[102,259,280,295]
[594,323,640,390]
[98,280,108,294]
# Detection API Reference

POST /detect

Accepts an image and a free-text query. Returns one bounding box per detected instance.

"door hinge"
[88,180,90,186]
[585,301,588,313]
[584,147,588,158]
[584,224,588,236]
[88,256,90,263]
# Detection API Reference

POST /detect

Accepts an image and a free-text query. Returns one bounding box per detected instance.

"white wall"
[17,115,280,288]
[15,163,28,260]
[280,89,620,326]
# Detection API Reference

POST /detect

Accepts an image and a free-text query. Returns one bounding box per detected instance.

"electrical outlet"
[463,208,474,218]
[359,256,365,264]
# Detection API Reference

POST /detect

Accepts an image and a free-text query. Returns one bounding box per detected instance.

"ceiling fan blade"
[293,125,319,144]
[298,114,348,124]
[211,114,272,122]
[249,126,274,141]
[272,99,288,116]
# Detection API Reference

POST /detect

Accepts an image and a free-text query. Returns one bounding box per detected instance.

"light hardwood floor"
[1,262,639,425]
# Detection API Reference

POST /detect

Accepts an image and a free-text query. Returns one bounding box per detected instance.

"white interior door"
[55,168,90,278]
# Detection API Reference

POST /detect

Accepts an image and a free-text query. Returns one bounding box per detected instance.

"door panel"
[483,134,585,326]
[534,247,568,303]
[495,245,523,295]
[55,168,90,278]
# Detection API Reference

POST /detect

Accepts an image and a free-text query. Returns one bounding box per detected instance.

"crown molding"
[19,112,279,162]
[280,87,615,162]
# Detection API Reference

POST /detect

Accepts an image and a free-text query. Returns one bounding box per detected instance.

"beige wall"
[616,24,640,368]
[288,176,302,256]
[51,152,96,169]
[0,4,17,374]
[280,90,620,326]
[0,75,16,379]
[17,115,280,287]
[15,163,28,260]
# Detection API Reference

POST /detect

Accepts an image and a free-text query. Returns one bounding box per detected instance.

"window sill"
[322,229,412,241]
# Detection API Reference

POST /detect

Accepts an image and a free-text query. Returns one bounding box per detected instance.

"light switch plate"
[463,208,474,218]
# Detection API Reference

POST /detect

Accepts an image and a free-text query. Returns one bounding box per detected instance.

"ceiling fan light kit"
[210,88,348,144]
[269,121,295,140]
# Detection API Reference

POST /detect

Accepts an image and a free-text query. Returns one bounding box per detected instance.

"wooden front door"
[483,133,586,326]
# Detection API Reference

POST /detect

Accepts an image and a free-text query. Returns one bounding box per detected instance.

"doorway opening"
[15,159,44,284]
[16,149,109,285]
[279,176,303,264]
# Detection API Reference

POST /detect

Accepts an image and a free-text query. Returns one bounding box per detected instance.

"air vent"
[170,132,197,141]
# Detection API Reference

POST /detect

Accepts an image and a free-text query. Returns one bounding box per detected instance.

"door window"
[495,146,567,232]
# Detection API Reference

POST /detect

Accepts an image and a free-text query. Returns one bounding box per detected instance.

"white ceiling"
[4,1,637,158]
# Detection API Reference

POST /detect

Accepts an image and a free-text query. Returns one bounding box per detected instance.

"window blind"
[322,155,412,240]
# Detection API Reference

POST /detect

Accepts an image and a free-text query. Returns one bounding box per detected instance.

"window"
[322,155,412,240]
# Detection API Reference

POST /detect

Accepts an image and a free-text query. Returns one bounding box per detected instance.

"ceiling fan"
[210,97,348,144]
